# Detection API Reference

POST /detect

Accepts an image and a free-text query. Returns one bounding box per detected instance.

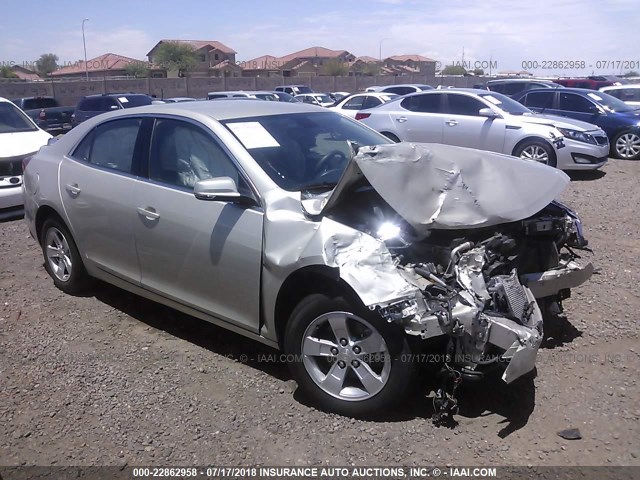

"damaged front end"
[310,142,593,387]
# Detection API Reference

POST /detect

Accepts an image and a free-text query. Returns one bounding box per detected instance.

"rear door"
[442,93,506,152]
[517,90,557,113]
[392,93,445,143]
[556,92,604,124]
[132,117,264,332]
[59,117,145,283]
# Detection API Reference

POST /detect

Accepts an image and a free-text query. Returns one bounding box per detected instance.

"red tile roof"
[241,55,286,70]
[50,53,147,76]
[210,59,241,70]
[147,40,236,56]
[277,46,349,63]
[387,54,435,62]
[11,66,40,81]
[355,56,379,63]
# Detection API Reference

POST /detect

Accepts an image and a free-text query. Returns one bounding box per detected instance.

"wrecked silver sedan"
[23,101,592,417]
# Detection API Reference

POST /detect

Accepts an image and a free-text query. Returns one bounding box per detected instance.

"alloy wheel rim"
[301,312,390,401]
[520,145,549,164]
[616,133,640,159]
[45,228,72,282]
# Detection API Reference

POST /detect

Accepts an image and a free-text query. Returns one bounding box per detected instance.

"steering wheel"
[314,150,348,177]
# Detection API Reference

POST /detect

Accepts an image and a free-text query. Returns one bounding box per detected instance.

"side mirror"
[478,107,499,118]
[194,177,246,203]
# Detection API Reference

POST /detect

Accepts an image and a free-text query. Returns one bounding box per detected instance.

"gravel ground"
[1,158,639,468]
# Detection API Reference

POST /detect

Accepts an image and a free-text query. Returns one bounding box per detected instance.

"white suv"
[357,89,609,170]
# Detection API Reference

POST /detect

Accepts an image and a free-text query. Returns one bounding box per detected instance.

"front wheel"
[284,294,415,417]
[612,131,640,160]
[514,139,557,167]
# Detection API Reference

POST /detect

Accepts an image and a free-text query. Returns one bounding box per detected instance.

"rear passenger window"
[87,118,142,173]
[342,96,366,110]
[362,96,382,109]
[71,130,95,161]
[401,94,441,113]
[523,91,554,108]
[503,83,526,96]
[488,84,505,93]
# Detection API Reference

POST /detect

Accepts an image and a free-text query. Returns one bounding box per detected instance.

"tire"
[612,130,640,160]
[381,132,400,143]
[40,217,90,295]
[514,139,557,167]
[284,293,415,417]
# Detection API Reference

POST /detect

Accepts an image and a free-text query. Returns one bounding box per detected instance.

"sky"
[1,0,639,76]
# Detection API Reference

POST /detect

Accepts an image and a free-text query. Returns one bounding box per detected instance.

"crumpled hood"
[315,142,569,231]
[519,113,603,132]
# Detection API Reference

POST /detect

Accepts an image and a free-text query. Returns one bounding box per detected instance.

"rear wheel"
[514,139,557,167]
[612,131,640,160]
[284,294,415,417]
[41,218,89,295]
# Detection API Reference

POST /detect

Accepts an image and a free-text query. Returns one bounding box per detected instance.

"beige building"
[147,40,238,77]
[50,53,164,79]
[242,47,355,77]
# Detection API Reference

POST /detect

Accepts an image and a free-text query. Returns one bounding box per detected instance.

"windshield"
[314,94,333,104]
[478,92,532,115]
[0,102,38,133]
[118,95,153,109]
[585,91,635,113]
[254,93,278,101]
[274,92,300,103]
[222,112,391,191]
[295,86,314,94]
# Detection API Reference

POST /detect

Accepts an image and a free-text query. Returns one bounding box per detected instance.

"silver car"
[358,89,609,170]
[24,101,593,417]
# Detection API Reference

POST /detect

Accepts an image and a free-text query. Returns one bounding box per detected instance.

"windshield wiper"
[299,182,337,191]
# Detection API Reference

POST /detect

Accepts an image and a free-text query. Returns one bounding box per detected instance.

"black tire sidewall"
[284,293,415,417]
[613,131,640,160]
[515,139,557,168]
[40,218,88,294]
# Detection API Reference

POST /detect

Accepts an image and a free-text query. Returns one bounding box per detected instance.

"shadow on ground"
[568,170,606,181]
[85,280,587,436]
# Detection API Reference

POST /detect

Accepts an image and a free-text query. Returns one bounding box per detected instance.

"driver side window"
[149,118,245,192]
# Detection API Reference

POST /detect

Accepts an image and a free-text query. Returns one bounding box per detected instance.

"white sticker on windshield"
[483,95,502,105]
[227,122,280,149]
[118,97,129,103]
[587,93,603,101]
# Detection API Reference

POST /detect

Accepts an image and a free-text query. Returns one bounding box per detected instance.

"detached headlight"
[377,222,401,241]
[557,127,596,145]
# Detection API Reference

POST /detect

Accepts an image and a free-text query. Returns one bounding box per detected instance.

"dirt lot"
[1,159,639,468]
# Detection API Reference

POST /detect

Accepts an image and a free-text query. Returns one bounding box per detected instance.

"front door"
[132,117,263,332]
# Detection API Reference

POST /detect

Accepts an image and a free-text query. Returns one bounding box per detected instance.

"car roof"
[487,78,556,84]
[109,98,321,121]
[523,87,598,94]
[81,93,149,99]
[601,84,640,90]
[0,97,12,103]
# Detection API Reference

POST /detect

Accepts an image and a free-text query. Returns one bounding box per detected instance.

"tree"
[362,62,381,76]
[154,41,197,77]
[124,61,150,78]
[0,66,18,78]
[473,68,484,75]
[324,58,349,76]
[622,70,639,78]
[36,53,59,77]
[441,65,467,75]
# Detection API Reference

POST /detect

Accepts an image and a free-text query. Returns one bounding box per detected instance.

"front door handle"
[395,116,408,123]
[446,120,458,126]
[65,183,81,196]
[137,207,160,221]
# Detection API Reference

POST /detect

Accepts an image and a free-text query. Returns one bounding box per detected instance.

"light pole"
[82,18,89,81]
[379,38,388,63]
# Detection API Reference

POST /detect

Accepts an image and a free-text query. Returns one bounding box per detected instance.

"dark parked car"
[11,97,74,133]
[513,87,640,159]
[484,79,562,97]
[71,93,153,127]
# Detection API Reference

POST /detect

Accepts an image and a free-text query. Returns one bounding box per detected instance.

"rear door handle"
[65,183,81,196]
[395,116,408,123]
[446,120,458,126]
[137,207,160,220]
